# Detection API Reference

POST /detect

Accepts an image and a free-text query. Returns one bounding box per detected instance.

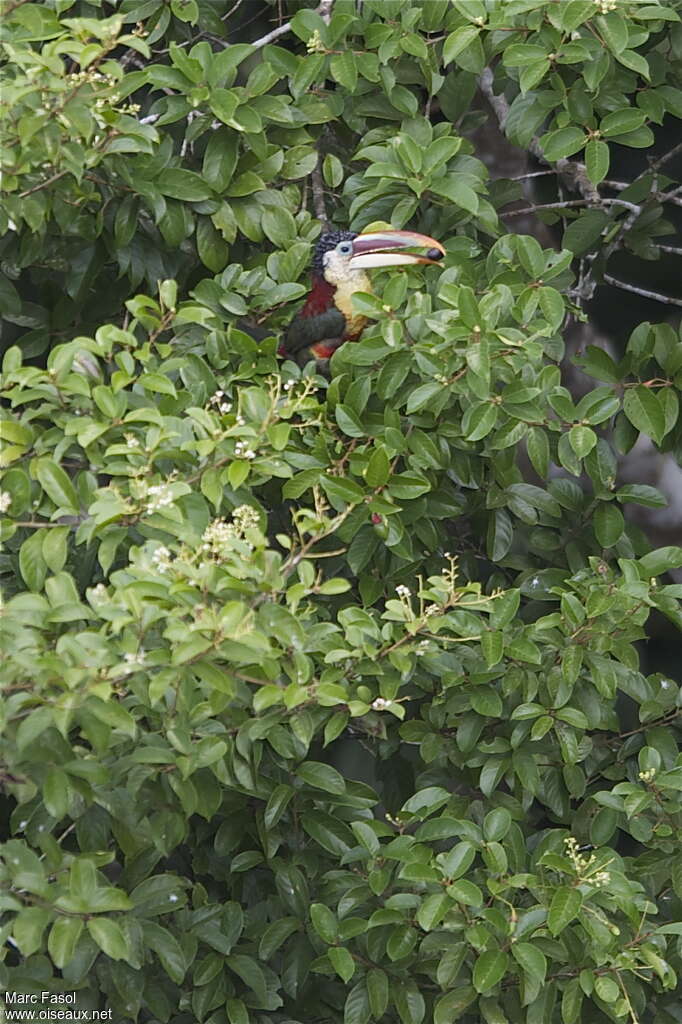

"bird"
[279,228,445,368]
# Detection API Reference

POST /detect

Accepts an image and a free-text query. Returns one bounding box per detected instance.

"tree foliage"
[1,1,682,1022]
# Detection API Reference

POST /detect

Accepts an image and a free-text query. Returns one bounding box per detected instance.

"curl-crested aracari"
[280,229,445,367]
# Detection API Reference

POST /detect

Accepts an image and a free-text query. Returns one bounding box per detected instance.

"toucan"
[279,229,445,367]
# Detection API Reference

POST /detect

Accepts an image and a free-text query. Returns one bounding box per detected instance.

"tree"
[1,1,682,1022]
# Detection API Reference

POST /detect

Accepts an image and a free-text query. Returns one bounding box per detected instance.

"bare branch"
[250,0,334,51]
[18,171,68,199]
[311,154,330,231]
[602,274,682,308]
[658,244,682,256]
[647,139,682,176]
[602,178,682,208]
[501,197,640,219]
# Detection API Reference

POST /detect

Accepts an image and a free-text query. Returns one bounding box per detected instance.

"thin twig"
[311,154,330,230]
[18,171,68,199]
[501,197,639,219]
[249,0,334,49]
[602,180,682,209]
[657,244,682,256]
[602,274,682,308]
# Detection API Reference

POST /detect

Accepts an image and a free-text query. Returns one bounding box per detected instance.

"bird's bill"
[348,230,445,269]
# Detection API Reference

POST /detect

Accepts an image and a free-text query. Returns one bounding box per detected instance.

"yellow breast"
[334,270,371,338]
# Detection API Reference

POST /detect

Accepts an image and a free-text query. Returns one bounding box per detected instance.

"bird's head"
[313,229,445,288]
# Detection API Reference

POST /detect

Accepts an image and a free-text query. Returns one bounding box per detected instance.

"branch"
[603,179,682,209]
[18,171,68,199]
[478,67,599,201]
[501,197,640,218]
[602,274,682,308]
[250,0,334,50]
[311,154,330,230]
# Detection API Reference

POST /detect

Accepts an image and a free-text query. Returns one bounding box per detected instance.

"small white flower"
[372,697,391,710]
[0,491,12,513]
[396,585,411,598]
[169,893,179,903]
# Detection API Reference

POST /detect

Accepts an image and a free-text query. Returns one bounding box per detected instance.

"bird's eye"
[337,242,352,254]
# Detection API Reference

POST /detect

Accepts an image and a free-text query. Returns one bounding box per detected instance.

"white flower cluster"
[234,441,256,460]
[0,491,11,513]
[90,583,108,600]
[415,639,430,657]
[202,518,237,559]
[372,697,392,710]
[283,379,295,392]
[124,651,145,667]
[232,504,260,531]
[395,585,411,598]
[151,545,172,574]
[67,71,118,87]
[564,836,610,886]
[145,483,174,515]
[638,768,656,783]
[209,389,232,415]
[594,0,617,12]
[125,435,140,449]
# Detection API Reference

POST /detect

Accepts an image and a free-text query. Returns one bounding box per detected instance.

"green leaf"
[87,918,128,960]
[48,918,84,969]
[364,446,390,487]
[568,425,596,458]
[596,12,628,52]
[344,981,371,1024]
[386,924,418,961]
[331,51,358,91]
[616,49,651,79]
[367,968,389,1018]
[434,987,477,1024]
[335,404,366,438]
[294,761,346,790]
[35,459,79,512]
[157,169,213,201]
[19,530,47,592]
[585,139,610,184]
[443,26,481,64]
[511,941,547,984]
[563,210,610,255]
[548,887,582,935]
[623,386,666,444]
[473,950,508,993]
[483,807,511,842]
[600,108,647,137]
[310,903,337,943]
[593,503,624,547]
[464,403,498,441]
[541,127,586,161]
[406,381,443,413]
[329,945,355,982]
[638,546,682,577]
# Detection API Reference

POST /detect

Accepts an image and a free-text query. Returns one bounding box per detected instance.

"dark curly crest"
[312,230,357,275]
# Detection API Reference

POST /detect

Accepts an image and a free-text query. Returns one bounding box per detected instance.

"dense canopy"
[1,2,682,1023]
